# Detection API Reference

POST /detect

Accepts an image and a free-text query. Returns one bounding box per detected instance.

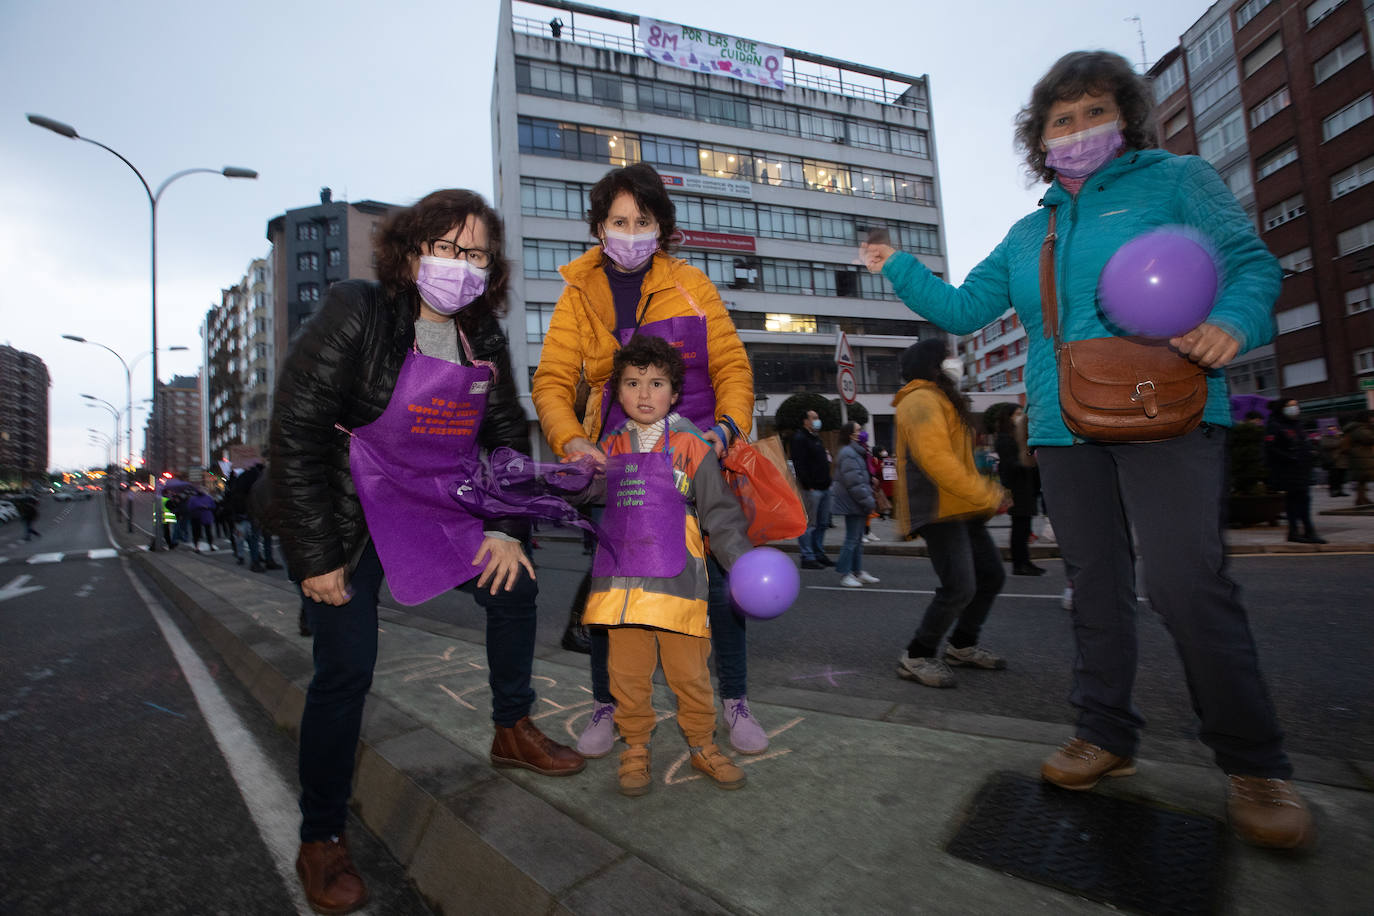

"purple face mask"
[857,429,869,443]
[601,230,659,272]
[416,256,487,315]
[1044,121,1124,179]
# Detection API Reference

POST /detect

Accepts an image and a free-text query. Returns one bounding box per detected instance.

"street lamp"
[31,113,256,549]
[66,337,188,530]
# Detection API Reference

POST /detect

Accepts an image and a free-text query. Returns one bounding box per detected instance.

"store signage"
[640,17,786,90]
[659,172,753,200]
[671,230,756,253]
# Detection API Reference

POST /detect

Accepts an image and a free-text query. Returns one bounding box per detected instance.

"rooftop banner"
[639,17,786,90]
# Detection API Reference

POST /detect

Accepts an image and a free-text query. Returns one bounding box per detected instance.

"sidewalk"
[118,515,1374,915]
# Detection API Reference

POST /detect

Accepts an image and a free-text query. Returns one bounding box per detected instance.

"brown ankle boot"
[690,743,746,789]
[491,716,586,776]
[618,745,652,797]
[1227,776,1315,849]
[296,835,368,915]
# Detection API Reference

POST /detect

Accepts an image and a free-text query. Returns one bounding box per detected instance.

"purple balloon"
[1097,229,1219,338]
[728,546,800,619]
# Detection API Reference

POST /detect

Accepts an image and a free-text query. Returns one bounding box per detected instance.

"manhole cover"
[946,772,1224,915]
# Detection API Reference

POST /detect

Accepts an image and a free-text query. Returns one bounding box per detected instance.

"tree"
[831,398,869,426]
[775,392,834,434]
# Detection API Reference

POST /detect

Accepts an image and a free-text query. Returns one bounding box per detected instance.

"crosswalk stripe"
[27,552,64,564]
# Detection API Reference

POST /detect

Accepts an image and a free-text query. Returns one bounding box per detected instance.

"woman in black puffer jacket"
[271,189,583,915]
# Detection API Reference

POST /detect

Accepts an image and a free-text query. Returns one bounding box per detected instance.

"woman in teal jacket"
[864,51,1310,850]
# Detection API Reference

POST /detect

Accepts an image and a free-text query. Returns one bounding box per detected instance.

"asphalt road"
[0,497,432,916]
[114,492,1374,763]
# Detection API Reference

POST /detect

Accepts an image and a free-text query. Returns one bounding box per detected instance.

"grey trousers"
[1037,425,1291,778]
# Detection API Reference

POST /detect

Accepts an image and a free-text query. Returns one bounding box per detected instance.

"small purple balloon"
[728,546,800,619]
[1098,229,1219,338]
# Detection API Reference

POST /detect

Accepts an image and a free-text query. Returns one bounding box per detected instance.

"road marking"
[122,562,320,916]
[88,548,119,560]
[0,574,45,602]
[27,553,64,564]
[807,585,1066,600]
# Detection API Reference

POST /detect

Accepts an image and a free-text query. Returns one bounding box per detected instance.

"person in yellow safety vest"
[159,494,178,549]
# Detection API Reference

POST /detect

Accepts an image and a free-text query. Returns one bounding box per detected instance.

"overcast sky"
[1,0,1212,470]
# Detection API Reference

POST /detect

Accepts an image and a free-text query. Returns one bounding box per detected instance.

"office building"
[1149,0,1374,416]
[0,345,50,485]
[147,374,201,478]
[492,0,951,449]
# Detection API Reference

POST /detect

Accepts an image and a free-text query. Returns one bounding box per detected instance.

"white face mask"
[1282,405,1300,419]
[941,358,963,383]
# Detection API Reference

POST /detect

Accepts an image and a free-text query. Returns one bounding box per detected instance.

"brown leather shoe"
[491,716,586,776]
[1040,737,1136,790]
[618,745,652,797]
[690,743,746,789]
[1227,776,1314,849]
[295,836,368,915]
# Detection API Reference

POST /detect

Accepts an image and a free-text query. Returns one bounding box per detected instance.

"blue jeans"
[234,519,261,564]
[1037,427,1290,777]
[797,488,831,561]
[834,514,867,576]
[298,540,539,841]
[588,554,748,703]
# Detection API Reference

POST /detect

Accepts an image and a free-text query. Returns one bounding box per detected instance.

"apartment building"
[203,256,274,463]
[0,345,50,485]
[492,0,951,450]
[1150,0,1374,417]
[146,374,201,478]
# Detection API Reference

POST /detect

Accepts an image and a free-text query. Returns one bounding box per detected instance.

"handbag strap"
[1039,206,1061,348]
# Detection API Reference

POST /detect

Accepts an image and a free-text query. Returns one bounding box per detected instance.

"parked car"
[0,500,18,522]
[52,491,76,502]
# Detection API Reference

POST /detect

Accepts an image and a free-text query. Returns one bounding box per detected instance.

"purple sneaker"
[576,702,617,758]
[724,697,769,755]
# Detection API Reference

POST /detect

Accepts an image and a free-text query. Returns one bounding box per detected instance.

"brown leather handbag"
[1040,207,1207,443]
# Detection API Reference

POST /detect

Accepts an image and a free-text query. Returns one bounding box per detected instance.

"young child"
[583,335,755,796]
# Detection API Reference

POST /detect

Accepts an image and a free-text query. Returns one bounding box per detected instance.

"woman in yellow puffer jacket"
[531,163,769,759]
[893,339,1009,690]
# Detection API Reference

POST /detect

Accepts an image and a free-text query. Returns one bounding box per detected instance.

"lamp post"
[66,337,188,530]
[30,113,256,548]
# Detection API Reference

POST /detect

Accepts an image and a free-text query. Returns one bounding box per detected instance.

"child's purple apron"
[592,434,687,579]
[346,344,491,605]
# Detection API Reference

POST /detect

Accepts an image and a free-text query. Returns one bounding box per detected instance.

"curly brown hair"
[610,334,685,397]
[373,189,509,319]
[1014,51,1158,185]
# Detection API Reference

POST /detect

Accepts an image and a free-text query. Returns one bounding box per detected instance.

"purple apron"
[601,312,715,434]
[347,347,491,605]
[592,440,687,579]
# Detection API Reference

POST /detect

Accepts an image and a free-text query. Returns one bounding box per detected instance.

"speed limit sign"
[837,366,857,404]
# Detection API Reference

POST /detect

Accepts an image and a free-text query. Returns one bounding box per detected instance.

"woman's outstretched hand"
[1170,322,1239,369]
[860,241,897,274]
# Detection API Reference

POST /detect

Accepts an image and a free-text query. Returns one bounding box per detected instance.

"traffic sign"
[1361,377,1374,390]
[837,366,857,404]
[834,332,854,367]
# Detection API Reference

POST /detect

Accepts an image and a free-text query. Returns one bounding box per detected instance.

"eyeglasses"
[428,239,492,269]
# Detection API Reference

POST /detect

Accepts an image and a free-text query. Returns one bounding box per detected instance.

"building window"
[1347,284,1373,315]
[1153,59,1184,103]
[1263,194,1306,230]
[298,283,320,302]
[297,252,319,271]
[1276,302,1320,332]
[1188,20,1233,71]
[1249,86,1291,127]
[524,303,556,343]
[1314,33,1366,83]
[1194,67,1239,114]
[1332,155,1374,197]
[327,249,341,267]
[296,223,320,241]
[1236,0,1274,29]
[1282,357,1328,387]
[1256,142,1299,180]
[1322,93,1374,141]
[1198,109,1246,164]
[1243,31,1284,77]
[1165,110,1189,138]
[1336,219,1374,256]
[328,219,340,236]
[1279,247,1314,273]
[1355,347,1374,374]
[763,313,819,333]
[522,240,588,279]
[1306,0,1346,28]
[1225,165,1254,198]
